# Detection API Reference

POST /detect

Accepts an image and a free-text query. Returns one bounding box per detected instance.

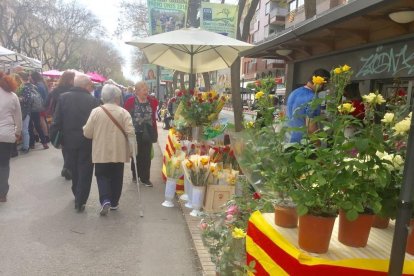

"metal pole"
[389,105,414,275]
[190,46,195,90]
[156,65,160,100]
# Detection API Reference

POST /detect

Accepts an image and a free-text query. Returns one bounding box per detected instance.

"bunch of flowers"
[183,155,213,186]
[175,89,227,127]
[165,149,186,179]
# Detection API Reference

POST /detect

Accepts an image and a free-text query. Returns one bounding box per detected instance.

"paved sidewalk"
[157,122,216,276]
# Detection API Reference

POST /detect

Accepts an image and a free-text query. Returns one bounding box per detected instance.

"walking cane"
[131,144,144,218]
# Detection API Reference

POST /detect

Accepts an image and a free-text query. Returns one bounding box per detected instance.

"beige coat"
[83,103,135,163]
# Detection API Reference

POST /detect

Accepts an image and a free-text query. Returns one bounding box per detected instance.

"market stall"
[0,46,42,70]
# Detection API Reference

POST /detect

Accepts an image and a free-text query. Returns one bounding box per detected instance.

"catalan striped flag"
[246,211,414,275]
[162,129,184,194]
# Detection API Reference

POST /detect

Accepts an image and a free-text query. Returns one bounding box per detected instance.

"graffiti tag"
[356,45,414,78]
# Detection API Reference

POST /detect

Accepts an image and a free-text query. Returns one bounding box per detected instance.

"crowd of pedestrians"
[0,70,159,216]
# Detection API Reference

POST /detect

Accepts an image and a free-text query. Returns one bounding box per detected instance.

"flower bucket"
[372,215,390,229]
[298,214,336,254]
[191,126,204,142]
[184,176,193,209]
[180,176,190,202]
[190,185,206,217]
[162,177,177,208]
[274,205,298,228]
[338,210,374,247]
[406,219,414,255]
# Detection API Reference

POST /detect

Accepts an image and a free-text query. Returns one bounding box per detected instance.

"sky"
[77,0,240,83]
[77,0,138,82]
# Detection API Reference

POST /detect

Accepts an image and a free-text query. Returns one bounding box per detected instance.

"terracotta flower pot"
[338,210,374,247]
[298,214,336,254]
[274,205,298,228]
[372,215,390,229]
[406,219,414,255]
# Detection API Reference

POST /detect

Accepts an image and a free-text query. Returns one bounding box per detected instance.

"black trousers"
[131,132,152,183]
[66,146,94,205]
[62,146,69,169]
[29,112,47,146]
[0,142,13,197]
[95,163,124,206]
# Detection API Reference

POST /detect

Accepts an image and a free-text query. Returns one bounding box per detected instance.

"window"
[265,2,270,15]
[289,0,297,11]
[289,0,304,11]
[264,24,269,38]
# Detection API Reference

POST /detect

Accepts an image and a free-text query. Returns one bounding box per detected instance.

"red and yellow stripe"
[246,211,414,275]
[162,129,184,194]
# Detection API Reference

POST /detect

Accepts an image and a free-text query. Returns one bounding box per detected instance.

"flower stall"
[198,67,414,275]
[161,89,243,217]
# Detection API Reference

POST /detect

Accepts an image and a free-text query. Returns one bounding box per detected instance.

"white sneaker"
[100,202,110,216]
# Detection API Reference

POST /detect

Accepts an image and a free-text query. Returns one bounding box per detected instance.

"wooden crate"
[203,185,235,212]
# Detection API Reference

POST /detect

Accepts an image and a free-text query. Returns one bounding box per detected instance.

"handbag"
[142,122,158,143]
[51,130,62,149]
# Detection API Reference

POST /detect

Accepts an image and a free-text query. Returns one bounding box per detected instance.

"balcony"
[269,7,288,25]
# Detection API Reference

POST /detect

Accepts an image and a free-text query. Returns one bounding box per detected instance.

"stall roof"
[241,0,414,61]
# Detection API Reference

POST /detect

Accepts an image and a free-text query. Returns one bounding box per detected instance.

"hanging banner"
[147,0,188,35]
[160,68,174,82]
[143,64,157,92]
[200,2,238,38]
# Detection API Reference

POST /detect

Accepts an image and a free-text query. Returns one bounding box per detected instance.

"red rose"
[255,80,261,87]
[209,99,213,103]
[191,144,196,149]
[171,98,176,103]
[208,92,213,98]
[253,192,261,200]
[229,150,235,157]
[181,146,188,151]
[189,89,195,95]
[177,92,183,97]
[198,98,203,103]
[214,95,219,100]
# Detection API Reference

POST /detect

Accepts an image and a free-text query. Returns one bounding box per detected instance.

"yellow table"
[246,211,414,275]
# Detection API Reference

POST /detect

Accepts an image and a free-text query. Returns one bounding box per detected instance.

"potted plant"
[335,91,391,247]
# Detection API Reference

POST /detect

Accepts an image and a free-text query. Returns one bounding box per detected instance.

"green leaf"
[346,209,359,221]
[342,201,353,210]
[295,154,305,163]
[297,205,308,216]
[356,139,369,152]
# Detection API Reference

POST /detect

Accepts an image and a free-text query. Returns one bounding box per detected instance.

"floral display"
[174,89,227,127]
[183,155,213,186]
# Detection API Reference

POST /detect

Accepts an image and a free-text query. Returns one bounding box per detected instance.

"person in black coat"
[50,74,99,212]
[46,71,75,180]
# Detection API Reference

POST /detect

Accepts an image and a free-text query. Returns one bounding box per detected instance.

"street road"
[0,143,201,275]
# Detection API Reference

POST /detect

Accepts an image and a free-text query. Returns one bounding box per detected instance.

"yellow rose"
[312,76,326,85]
[232,227,246,239]
[245,121,254,128]
[185,160,193,169]
[393,154,404,169]
[362,93,376,103]
[200,156,210,166]
[255,91,264,99]
[342,64,351,72]
[337,103,355,114]
[393,119,411,135]
[381,112,395,124]
[333,67,342,74]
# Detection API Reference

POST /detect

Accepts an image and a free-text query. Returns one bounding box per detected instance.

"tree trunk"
[304,0,316,19]
[173,70,179,90]
[231,57,243,132]
[180,72,185,89]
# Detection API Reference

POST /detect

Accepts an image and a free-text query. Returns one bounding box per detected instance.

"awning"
[241,0,410,62]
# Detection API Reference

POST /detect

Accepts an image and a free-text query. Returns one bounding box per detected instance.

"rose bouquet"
[183,155,212,186]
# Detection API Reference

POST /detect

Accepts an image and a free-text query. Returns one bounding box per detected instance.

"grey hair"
[101,84,122,104]
[74,74,92,89]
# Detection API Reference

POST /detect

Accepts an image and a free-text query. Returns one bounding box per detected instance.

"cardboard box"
[204,185,235,212]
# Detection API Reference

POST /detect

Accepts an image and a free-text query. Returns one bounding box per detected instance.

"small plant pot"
[406,219,414,255]
[372,215,390,229]
[298,214,336,254]
[338,210,374,247]
[274,205,298,228]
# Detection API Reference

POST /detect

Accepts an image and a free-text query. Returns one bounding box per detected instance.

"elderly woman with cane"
[83,84,136,216]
